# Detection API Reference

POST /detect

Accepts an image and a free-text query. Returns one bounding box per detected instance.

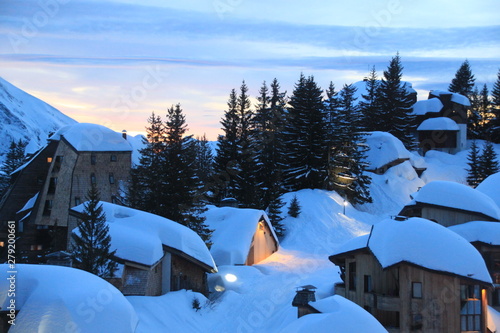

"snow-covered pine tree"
[213,89,240,202]
[377,54,417,150]
[288,194,301,218]
[71,184,117,278]
[194,134,215,188]
[163,104,212,245]
[468,86,483,140]
[478,141,500,183]
[252,79,287,211]
[266,196,285,238]
[488,69,500,143]
[466,140,481,187]
[283,74,329,190]
[233,81,259,208]
[359,66,381,132]
[128,112,166,215]
[449,59,476,98]
[0,139,27,197]
[329,83,372,204]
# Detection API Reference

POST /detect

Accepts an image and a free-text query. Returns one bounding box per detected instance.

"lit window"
[0,241,4,247]
[30,244,43,251]
[47,157,53,163]
[412,282,422,299]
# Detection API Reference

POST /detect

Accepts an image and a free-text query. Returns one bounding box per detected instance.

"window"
[48,177,57,194]
[111,196,118,204]
[90,173,96,184]
[0,241,4,247]
[460,285,482,332]
[110,155,117,162]
[91,154,96,165]
[349,262,357,291]
[47,157,53,163]
[55,155,63,163]
[364,275,372,293]
[37,176,44,185]
[75,197,81,206]
[412,282,422,299]
[109,173,115,184]
[30,244,43,251]
[43,200,53,216]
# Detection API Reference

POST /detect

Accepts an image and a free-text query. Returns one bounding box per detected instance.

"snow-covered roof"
[332,217,492,284]
[417,117,459,131]
[430,89,471,106]
[412,98,444,115]
[204,206,279,265]
[16,192,38,213]
[477,172,500,208]
[364,131,410,170]
[0,264,138,332]
[412,180,500,220]
[50,123,133,152]
[449,221,500,246]
[71,202,217,271]
[280,295,386,333]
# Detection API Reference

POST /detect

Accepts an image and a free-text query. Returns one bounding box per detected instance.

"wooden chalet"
[329,218,493,333]
[70,201,217,297]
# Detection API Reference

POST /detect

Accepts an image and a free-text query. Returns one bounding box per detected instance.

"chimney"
[292,285,318,318]
[122,130,127,140]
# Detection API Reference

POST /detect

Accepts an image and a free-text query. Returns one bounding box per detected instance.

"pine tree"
[449,59,476,98]
[253,79,287,210]
[72,185,117,278]
[233,81,259,208]
[0,139,27,196]
[128,112,166,214]
[283,74,329,190]
[488,69,500,143]
[359,66,381,132]
[287,195,301,218]
[466,140,481,187]
[213,89,240,202]
[478,141,500,182]
[266,196,285,238]
[468,86,483,139]
[329,83,372,204]
[194,134,214,187]
[377,54,417,150]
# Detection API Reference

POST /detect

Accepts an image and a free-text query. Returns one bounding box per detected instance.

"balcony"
[375,293,401,312]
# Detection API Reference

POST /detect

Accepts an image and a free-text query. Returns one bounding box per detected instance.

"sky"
[0,0,499,140]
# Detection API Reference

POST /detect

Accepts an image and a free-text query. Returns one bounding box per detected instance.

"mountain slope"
[0,77,77,161]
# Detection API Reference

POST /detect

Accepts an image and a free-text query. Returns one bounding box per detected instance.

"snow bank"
[430,89,470,106]
[364,131,410,170]
[417,117,459,131]
[449,221,500,246]
[51,123,132,152]
[0,264,138,332]
[281,295,386,333]
[412,98,444,115]
[280,189,376,255]
[412,180,500,220]
[477,172,500,208]
[16,192,38,214]
[204,206,278,265]
[71,202,216,270]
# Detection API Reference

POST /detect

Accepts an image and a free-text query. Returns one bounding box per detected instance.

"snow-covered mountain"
[0,77,77,161]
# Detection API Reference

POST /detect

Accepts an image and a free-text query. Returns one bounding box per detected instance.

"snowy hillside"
[0,77,76,161]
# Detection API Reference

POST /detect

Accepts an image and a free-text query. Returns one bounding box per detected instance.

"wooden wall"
[245,218,278,265]
[171,254,208,296]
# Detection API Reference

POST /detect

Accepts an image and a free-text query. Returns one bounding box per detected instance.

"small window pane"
[412,282,422,298]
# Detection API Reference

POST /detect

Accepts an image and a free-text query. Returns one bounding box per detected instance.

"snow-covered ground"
[124,140,500,332]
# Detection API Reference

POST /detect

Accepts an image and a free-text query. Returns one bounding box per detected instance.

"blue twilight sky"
[0,0,499,139]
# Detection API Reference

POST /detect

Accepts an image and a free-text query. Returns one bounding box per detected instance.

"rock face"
[0,77,76,161]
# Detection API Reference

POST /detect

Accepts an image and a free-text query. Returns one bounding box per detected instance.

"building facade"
[0,123,132,262]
